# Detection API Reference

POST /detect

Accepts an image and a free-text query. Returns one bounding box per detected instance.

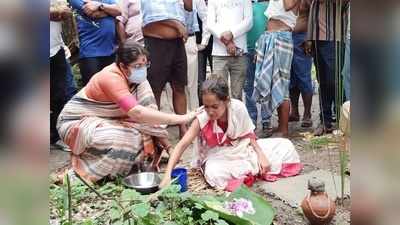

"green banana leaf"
[201,185,275,225]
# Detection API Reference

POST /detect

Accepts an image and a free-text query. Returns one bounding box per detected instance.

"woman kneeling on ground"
[160,77,302,191]
[57,41,200,183]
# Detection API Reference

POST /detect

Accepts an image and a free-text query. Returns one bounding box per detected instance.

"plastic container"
[171,167,188,192]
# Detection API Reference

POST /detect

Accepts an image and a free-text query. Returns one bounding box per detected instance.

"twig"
[74,172,126,210]
[65,173,72,224]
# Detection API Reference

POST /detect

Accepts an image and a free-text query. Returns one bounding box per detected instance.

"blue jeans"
[342,39,351,101]
[314,41,338,127]
[244,50,268,126]
[290,32,313,95]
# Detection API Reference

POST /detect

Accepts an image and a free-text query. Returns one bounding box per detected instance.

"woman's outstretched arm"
[159,119,201,188]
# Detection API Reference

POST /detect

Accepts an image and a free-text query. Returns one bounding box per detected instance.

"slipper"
[301,118,313,128]
[289,115,300,122]
[313,125,334,136]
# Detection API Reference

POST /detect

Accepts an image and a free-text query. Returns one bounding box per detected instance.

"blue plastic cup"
[171,167,188,192]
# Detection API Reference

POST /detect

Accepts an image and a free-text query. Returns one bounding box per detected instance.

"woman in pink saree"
[160,77,302,191]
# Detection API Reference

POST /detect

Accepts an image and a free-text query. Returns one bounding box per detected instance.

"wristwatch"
[99,3,105,11]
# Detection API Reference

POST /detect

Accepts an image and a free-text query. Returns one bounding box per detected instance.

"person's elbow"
[127,105,145,122]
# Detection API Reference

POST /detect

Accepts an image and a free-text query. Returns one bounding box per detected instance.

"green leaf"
[215,220,230,225]
[164,222,178,225]
[202,186,275,225]
[131,202,150,218]
[121,189,142,201]
[227,185,275,225]
[79,220,95,225]
[110,208,121,220]
[194,202,204,209]
[112,220,124,225]
[201,210,219,221]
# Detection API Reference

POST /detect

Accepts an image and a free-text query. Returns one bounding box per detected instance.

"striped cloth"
[252,31,293,120]
[57,81,168,182]
[307,0,350,41]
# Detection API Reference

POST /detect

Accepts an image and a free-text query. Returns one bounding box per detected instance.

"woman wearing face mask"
[160,77,302,191]
[57,41,200,183]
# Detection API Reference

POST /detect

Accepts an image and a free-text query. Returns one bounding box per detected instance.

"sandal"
[301,117,313,128]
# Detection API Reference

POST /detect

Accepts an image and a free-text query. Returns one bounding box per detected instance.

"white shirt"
[207,0,253,56]
[195,0,211,46]
[265,0,297,30]
[50,0,65,57]
[50,21,64,58]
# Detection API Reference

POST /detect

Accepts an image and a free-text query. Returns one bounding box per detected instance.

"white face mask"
[128,66,147,84]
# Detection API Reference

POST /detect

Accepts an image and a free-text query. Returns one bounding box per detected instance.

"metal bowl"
[122,172,161,194]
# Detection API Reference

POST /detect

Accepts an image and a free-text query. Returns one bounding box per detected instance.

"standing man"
[253,0,299,138]
[342,4,351,101]
[207,0,253,100]
[244,0,270,131]
[141,0,193,138]
[50,1,70,145]
[116,0,143,44]
[196,0,212,106]
[70,0,121,86]
[288,0,313,128]
[184,1,201,111]
[304,0,350,136]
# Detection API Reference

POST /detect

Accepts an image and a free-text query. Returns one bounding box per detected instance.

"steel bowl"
[122,172,161,194]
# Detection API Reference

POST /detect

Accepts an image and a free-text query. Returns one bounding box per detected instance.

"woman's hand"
[257,152,271,176]
[183,106,204,124]
[159,175,172,189]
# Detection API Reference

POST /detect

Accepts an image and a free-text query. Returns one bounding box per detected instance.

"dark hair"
[116,40,149,66]
[201,76,230,101]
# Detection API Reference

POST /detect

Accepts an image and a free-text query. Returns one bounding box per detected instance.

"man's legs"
[171,39,189,137]
[228,56,247,100]
[184,36,199,111]
[206,37,214,72]
[289,86,301,121]
[212,56,229,80]
[244,50,258,125]
[277,100,290,137]
[145,37,171,108]
[65,61,77,101]
[79,57,101,86]
[50,48,67,144]
[197,48,207,105]
[293,32,314,126]
[290,32,314,124]
[79,55,115,86]
[342,39,351,101]
[314,41,336,135]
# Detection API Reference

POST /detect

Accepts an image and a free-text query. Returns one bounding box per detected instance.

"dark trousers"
[197,36,213,105]
[50,48,67,143]
[79,55,115,86]
[314,41,343,128]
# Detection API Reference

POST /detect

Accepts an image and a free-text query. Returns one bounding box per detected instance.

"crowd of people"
[50,0,350,190]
